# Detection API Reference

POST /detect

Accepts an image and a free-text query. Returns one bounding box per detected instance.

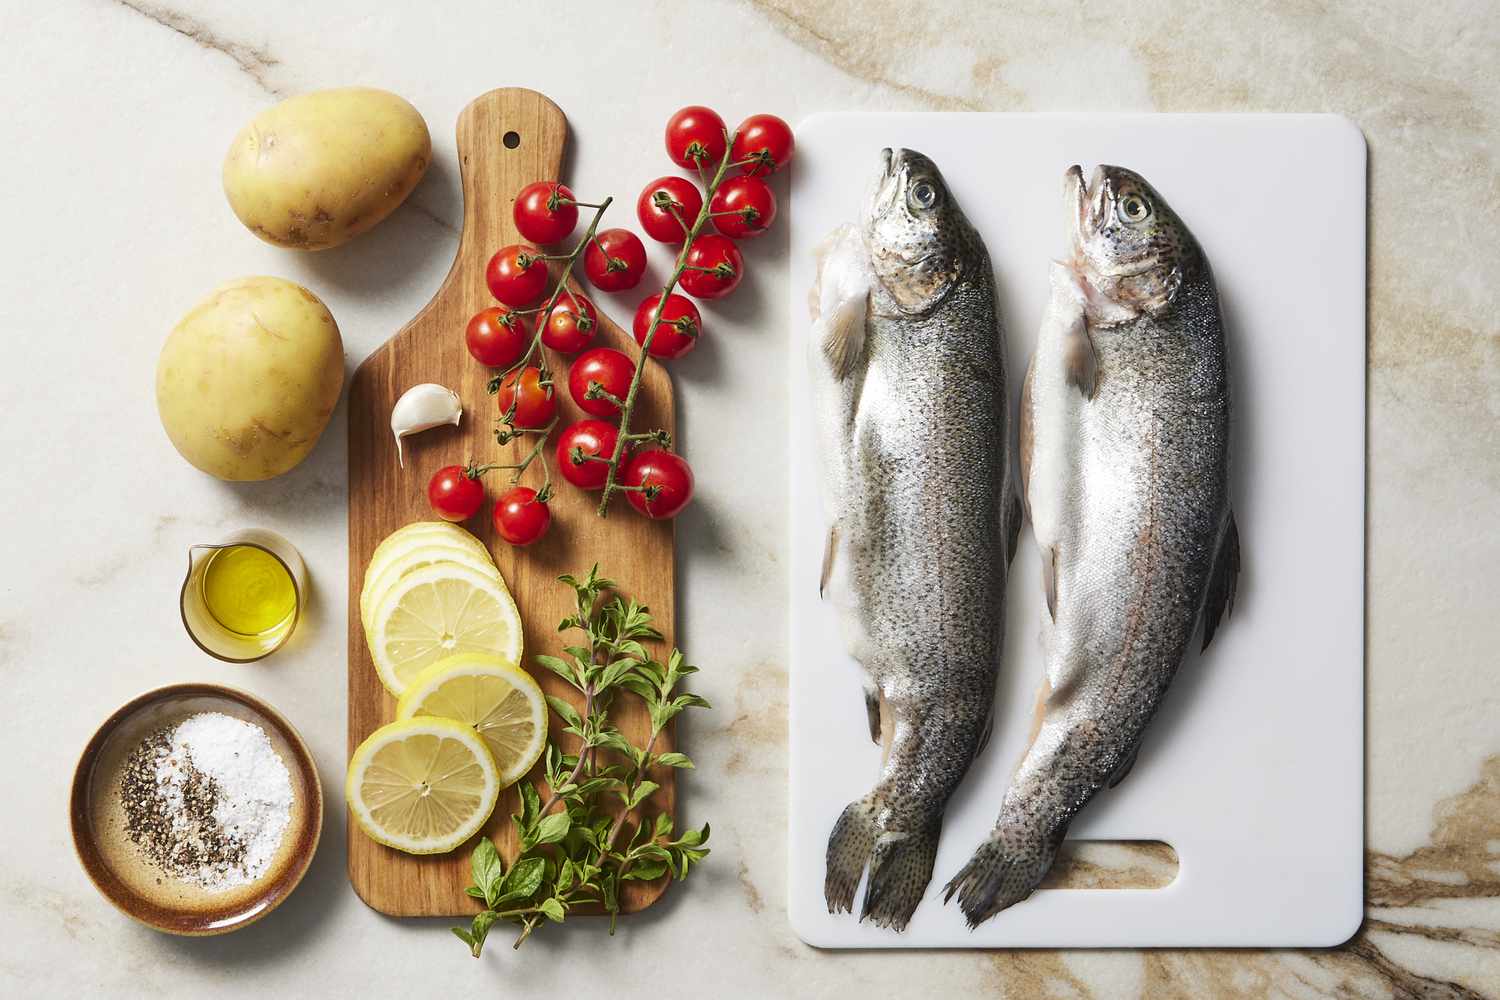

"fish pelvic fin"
[825,795,939,931]
[943,822,1065,928]
[819,521,841,599]
[1200,509,1241,652]
[1041,544,1059,622]
[863,682,882,745]
[1005,490,1023,565]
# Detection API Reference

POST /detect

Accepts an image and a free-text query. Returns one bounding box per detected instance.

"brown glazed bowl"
[69,683,323,935]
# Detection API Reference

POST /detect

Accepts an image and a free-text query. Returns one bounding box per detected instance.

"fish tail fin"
[860,825,940,931]
[825,796,879,915]
[825,795,940,930]
[943,823,1063,928]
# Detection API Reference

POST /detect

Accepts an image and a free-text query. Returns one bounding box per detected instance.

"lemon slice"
[361,523,492,614]
[368,562,523,696]
[345,717,500,854]
[397,654,548,788]
[360,543,500,628]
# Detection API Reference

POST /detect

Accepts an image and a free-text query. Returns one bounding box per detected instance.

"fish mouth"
[1065,164,1109,246]
[867,147,910,222]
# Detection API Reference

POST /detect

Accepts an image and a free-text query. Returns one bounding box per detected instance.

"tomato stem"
[594,129,740,517]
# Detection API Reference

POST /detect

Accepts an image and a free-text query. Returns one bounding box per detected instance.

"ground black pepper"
[120,725,248,883]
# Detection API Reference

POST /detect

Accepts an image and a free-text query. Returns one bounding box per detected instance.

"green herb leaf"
[626,780,660,810]
[621,859,670,881]
[534,811,572,845]
[471,837,505,907]
[502,855,545,900]
[545,695,584,732]
[655,752,694,769]
[539,897,566,922]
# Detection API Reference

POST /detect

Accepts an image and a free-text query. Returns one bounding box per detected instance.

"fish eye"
[909,179,939,210]
[1116,192,1151,224]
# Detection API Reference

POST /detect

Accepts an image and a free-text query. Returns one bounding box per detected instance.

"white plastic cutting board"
[786,113,1365,949]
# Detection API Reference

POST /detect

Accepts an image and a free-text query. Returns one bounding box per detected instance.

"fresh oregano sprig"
[453,565,710,957]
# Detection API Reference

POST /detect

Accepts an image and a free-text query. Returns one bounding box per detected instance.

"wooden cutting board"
[347,88,675,917]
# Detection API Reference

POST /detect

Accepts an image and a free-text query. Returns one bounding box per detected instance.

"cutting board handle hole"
[502,130,521,150]
[1038,840,1178,891]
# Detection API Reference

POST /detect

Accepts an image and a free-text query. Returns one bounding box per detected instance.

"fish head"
[1066,164,1202,319]
[863,148,978,315]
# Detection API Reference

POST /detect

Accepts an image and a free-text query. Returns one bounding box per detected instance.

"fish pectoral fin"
[819,521,841,599]
[819,291,868,381]
[1041,544,1058,622]
[1199,510,1241,652]
[1106,746,1140,789]
[1062,313,1099,400]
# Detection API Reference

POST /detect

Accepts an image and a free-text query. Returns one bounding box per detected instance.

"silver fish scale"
[825,262,1011,928]
[949,270,1233,925]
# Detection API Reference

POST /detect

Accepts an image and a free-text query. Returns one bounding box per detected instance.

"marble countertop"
[3,0,1497,996]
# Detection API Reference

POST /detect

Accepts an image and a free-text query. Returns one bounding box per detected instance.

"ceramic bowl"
[69,683,323,935]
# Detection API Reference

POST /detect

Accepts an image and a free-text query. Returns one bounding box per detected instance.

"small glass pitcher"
[180,528,306,662]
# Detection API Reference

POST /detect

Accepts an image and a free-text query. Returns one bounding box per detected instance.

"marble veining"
[3,0,1497,996]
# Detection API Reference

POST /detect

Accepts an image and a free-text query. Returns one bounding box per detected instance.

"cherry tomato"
[492,486,551,546]
[495,366,557,429]
[465,306,530,367]
[731,114,794,176]
[428,464,485,522]
[583,228,647,292]
[636,176,704,244]
[539,291,597,353]
[513,181,579,245]
[665,105,727,170]
[710,175,776,240]
[486,243,549,307]
[621,450,694,519]
[633,293,701,360]
[679,234,744,300]
[568,348,636,417]
[556,419,619,490]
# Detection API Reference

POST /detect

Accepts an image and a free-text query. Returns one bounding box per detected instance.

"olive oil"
[199,545,297,636]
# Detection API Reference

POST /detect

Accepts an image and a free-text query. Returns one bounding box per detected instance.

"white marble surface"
[2,1,1497,996]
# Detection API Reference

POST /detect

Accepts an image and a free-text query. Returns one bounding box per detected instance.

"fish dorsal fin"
[1200,510,1241,651]
[820,292,868,381]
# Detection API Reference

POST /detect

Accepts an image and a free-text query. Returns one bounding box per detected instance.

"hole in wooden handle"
[1038,840,1178,890]
[502,131,521,150]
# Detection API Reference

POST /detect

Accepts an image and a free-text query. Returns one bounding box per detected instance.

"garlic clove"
[391,383,463,468]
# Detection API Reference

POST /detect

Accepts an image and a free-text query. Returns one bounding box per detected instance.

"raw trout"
[809,148,1019,931]
[945,164,1240,926]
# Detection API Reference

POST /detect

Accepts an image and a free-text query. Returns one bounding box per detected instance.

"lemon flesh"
[369,562,522,696]
[361,522,492,618]
[360,543,500,628]
[397,654,547,788]
[345,717,499,854]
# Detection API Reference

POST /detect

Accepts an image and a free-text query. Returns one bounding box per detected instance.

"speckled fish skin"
[811,148,1015,931]
[945,164,1240,927]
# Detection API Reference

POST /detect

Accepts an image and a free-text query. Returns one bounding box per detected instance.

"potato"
[156,277,344,481]
[223,87,431,250]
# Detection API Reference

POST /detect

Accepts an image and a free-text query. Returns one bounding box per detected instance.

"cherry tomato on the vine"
[486,243,549,307]
[679,234,744,300]
[665,106,727,170]
[465,306,530,367]
[513,181,579,245]
[556,419,619,490]
[633,293,701,360]
[710,175,776,239]
[636,176,704,244]
[492,486,551,546]
[428,464,485,522]
[568,348,635,417]
[539,291,597,353]
[495,366,557,429]
[730,114,794,176]
[621,450,695,520]
[583,228,647,292]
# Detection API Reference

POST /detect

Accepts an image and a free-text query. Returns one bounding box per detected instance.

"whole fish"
[945,164,1240,926]
[809,148,1019,930]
